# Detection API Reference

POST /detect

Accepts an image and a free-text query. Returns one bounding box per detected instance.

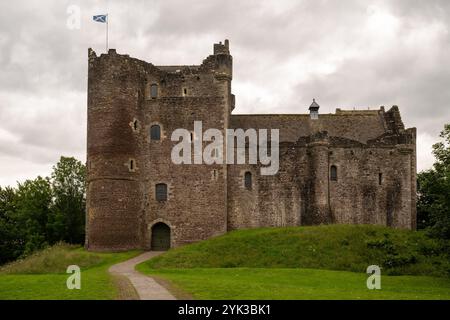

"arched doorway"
[151,222,171,251]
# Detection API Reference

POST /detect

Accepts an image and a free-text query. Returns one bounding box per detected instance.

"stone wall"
[227,113,417,231]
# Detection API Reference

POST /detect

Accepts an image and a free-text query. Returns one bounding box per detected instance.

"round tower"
[307,133,332,224]
[86,48,143,251]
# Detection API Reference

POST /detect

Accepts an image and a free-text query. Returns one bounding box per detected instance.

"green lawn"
[137,225,450,300]
[0,244,140,300]
[137,266,450,300]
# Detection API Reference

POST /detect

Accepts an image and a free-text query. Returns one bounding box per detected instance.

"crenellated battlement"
[88,39,232,79]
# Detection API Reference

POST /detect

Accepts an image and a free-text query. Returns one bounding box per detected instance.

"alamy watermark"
[171,121,279,175]
[66,265,81,290]
[366,265,381,290]
[66,5,81,30]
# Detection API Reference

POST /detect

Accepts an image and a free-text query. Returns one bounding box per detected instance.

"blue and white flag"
[93,15,107,23]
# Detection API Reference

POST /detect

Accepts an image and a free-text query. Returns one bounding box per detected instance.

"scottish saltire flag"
[93,15,107,23]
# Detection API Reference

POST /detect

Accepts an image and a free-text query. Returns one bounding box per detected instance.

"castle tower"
[86,49,143,250]
[86,41,233,251]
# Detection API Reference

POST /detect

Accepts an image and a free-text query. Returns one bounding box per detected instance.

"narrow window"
[156,183,167,201]
[150,84,158,98]
[183,88,188,95]
[133,120,138,131]
[212,169,218,181]
[330,165,337,181]
[378,173,383,185]
[244,171,252,190]
[130,159,134,171]
[150,125,161,140]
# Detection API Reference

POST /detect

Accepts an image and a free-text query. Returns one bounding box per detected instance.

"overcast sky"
[0,0,449,187]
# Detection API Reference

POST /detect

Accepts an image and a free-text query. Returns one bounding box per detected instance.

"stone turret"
[213,39,230,55]
[309,99,320,120]
[306,131,332,225]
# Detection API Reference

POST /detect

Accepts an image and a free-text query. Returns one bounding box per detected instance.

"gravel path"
[109,251,176,300]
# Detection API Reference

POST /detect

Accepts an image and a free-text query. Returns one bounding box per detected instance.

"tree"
[0,187,22,264]
[14,177,53,255]
[47,156,86,244]
[0,156,87,265]
[417,124,450,240]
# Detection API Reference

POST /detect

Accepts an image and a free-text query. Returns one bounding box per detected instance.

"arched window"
[244,171,252,190]
[155,183,167,201]
[330,165,337,181]
[150,84,158,98]
[150,125,161,140]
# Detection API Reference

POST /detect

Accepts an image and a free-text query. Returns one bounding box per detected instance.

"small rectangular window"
[330,165,337,181]
[150,125,161,140]
[212,169,218,181]
[150,84,158,98]
[156,184,167,201]
[129,159,135,172]
[244,172,252,190]
[379,173,383,185]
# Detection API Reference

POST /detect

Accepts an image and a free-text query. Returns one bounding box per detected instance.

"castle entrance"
[151,222,171,251]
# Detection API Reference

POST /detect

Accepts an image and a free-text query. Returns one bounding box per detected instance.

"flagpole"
[106,14,109,52]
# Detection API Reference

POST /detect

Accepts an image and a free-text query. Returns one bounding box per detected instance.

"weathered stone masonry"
[86,40,416,251]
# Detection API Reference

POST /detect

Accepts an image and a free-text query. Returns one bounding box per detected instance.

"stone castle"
[86,40,417,251]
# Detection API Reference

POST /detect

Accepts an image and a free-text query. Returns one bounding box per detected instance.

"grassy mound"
[145,225,450,277]
[0,243,104,274]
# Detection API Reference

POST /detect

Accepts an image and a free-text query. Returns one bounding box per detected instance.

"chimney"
[213,39,230,55]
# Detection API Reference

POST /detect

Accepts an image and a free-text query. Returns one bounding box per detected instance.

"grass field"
[138,267,450,300]
[0,244,140,300]
[137,225,450,300]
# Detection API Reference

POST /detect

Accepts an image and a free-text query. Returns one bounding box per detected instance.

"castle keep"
[86,40,417,251]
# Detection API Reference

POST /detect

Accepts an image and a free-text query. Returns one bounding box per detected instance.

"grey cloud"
[0,0,449,185]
